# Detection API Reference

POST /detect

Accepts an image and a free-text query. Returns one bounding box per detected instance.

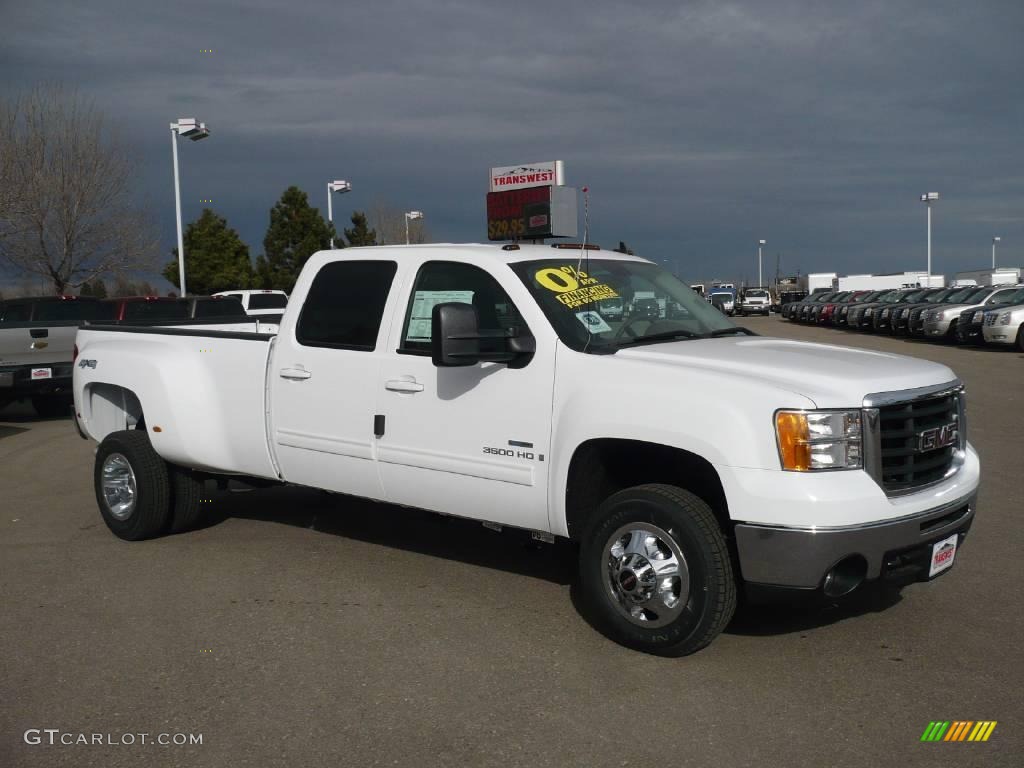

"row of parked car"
[781,284,1024,350]
[0,290,288,417]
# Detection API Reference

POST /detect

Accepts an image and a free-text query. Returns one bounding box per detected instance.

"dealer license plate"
[929,534,958,578]
[31,368,52,380]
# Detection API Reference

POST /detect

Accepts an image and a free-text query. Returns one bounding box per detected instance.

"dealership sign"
[489,161,565,192]
[486,185,577,241]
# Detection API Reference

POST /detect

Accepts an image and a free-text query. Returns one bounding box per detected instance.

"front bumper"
[923,319,953,337]
[982,326,1016,345]
[735,492,976,591]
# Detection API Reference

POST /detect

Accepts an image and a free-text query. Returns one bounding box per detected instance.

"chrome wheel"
[603,522,690,628]
[101,453,137,520]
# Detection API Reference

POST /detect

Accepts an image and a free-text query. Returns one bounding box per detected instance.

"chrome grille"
[984,313,998,326]
[875,393,960,493]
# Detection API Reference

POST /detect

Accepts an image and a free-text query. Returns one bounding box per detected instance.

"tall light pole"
[992,236,1001,269]
[920,192,939,285]
[170,118,210,297]
[757,240,766,287]
[326,180,352,248]
[405,210,424,244]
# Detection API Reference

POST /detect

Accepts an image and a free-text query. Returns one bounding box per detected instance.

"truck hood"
[616,336,957,408]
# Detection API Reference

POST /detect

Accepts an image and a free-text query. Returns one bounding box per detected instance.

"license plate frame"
[929,533,958,578]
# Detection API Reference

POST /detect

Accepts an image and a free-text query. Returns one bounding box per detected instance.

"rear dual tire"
[94,430,209,540]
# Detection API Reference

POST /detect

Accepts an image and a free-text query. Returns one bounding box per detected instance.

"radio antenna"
[577,185,593,353]
[575,185,590,280]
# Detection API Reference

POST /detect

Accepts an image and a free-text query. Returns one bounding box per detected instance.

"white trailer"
[833,272,944,291]
[953,268,1021,287]
[804,273,837,293]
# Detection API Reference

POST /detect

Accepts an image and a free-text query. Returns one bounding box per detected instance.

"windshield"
[922,289,955,303]
[960,287,992,303]
[745,290,768,298]
[993,287,1024,305]
[510,258,738,352]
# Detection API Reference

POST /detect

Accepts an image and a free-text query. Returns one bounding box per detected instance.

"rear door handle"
[279,368,312,380]
[385,379,424,393]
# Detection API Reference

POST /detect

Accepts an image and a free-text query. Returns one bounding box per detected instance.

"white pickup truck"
[73,244,980,656]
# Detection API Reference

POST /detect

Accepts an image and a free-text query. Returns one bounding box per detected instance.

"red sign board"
[486,186,554,241]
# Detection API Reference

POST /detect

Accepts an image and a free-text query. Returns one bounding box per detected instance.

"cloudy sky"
[2,0,1022,287]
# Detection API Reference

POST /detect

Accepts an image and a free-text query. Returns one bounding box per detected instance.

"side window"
[297,260,397,350]
[987,290,1011,304]
[399,261,529,354]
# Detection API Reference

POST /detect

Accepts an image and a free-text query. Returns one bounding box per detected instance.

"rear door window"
[297,261,398,350]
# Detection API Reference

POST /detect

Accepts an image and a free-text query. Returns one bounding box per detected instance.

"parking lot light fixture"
[326,180,352,249]
[405,210,424,245]
[758,240,766,287]
[920,192,939,284]
[170,118,211,297]
[992,236,1001,269]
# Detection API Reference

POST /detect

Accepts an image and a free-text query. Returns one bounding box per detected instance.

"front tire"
[94,430,171,541]
[579,484,736,656]
[1016,325,1024,353]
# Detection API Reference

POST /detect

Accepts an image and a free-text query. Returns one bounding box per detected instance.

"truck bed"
[74,320,280,479]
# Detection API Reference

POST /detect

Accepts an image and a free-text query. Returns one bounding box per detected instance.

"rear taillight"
[72,344,79,363]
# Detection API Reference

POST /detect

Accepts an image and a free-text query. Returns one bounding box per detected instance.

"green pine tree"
[345,211,377,247]
[91,279,108,299]
[79,281,94,297]
[261,187,336,291]
[162,209,253,295]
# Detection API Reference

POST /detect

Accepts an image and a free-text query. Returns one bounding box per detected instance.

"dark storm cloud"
[2,0,1022,285]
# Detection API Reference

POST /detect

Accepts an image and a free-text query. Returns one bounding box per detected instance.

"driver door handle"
[279,368,312,380]
[385,379,424,393]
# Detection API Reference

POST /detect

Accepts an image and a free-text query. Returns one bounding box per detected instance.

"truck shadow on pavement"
[210,485,578,586]
[0,424,30,440]
[207,484,910,639]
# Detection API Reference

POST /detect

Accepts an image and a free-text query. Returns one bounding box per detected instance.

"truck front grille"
[984,313,998,326]
[876,393,960,493]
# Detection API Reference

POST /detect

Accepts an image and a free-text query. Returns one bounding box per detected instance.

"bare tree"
[0,85,157,294]
[367,199,431,246]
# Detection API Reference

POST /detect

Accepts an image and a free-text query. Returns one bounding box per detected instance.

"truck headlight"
[972,311,984,323]
[999,312,1012,326]
[776,410,863,471]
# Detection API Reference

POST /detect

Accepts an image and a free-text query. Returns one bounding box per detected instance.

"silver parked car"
[921,285,1023,340]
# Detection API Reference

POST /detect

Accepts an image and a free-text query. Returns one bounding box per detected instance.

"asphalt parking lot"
[1,315,1021,768]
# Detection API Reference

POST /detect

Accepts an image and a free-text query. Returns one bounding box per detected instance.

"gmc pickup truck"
[72,244,980,656]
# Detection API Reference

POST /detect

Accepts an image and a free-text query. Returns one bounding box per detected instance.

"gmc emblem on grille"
[917,422,957,452]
